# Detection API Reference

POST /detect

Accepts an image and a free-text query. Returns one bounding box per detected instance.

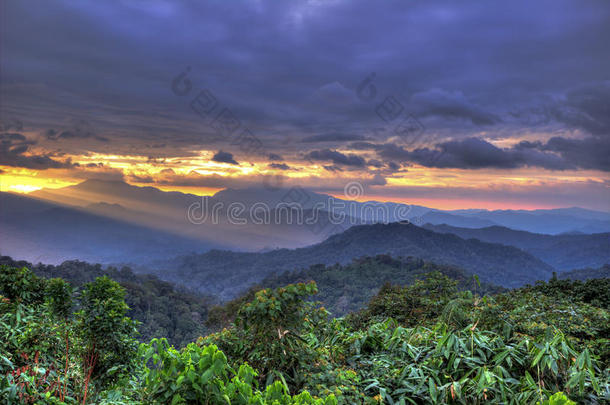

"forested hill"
[261,255,505,316]
[559,264,610,281]
[152,222,554,299]
[0,256,215,347]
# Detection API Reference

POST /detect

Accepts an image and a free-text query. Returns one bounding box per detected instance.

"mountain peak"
[74,178,135,191]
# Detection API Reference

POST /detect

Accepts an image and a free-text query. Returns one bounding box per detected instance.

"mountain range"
[148,222,555,299]
[1,179,608,298]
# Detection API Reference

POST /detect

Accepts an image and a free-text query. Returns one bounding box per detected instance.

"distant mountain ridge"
[444,207,610,234]
[31,180,610,237]
[422,223,610,270]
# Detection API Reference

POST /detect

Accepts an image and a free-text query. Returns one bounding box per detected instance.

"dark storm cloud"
[2,0,610,151]
[354,137,609,171]
[408,138,569,170]
[212,151,239,165]
[304,149,366,167]
[387,162,401,172]
[0,132,75,170]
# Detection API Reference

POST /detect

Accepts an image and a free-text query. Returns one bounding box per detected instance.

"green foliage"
[0,265,47,305]
[537,392,576,405]
[321,320,605,403]
[138,339,337,404]
[1,264,609,404]
[76,277,139,388]
[46,278,73,319]
[205,282,328,389]
[0,269,75,403]
[205,285,260,331]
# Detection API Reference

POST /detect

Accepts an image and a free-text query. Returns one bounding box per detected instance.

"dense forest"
[0,257,215,347]
[205,255,505,327]
[1,262,608,404]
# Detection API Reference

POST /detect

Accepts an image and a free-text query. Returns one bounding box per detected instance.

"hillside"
[423,223,610,270]
[152,222,554,299]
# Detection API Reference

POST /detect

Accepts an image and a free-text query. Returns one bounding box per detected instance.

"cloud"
[360,180,610,212]
[128,169,287,190]
[4,0,609,158]
[353,138,578,170]
[389,136,610,172]
[268,163,290,170]
[268,153,284,161]
[212,150,239,165]
[552,81,610,135]
[411,88,501,126]
[412,138,572,170]
[73,165,125,182]
[541,136,610,172]
[304,149,366,167]
[301,133,367,143]
[46,121,109,142]
[0,132,76,170]
[387,161,401,171]
[323,165,343,172]
[368,173,387,186]
[0,118,23,132]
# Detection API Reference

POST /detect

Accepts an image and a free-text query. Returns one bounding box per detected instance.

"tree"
[76,276,139,399]
[0,265,46,305]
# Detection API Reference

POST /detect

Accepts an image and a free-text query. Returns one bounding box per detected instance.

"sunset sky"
[1,0,609,210]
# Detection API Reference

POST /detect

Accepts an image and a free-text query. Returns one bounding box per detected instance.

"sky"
[1,0,609,210]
